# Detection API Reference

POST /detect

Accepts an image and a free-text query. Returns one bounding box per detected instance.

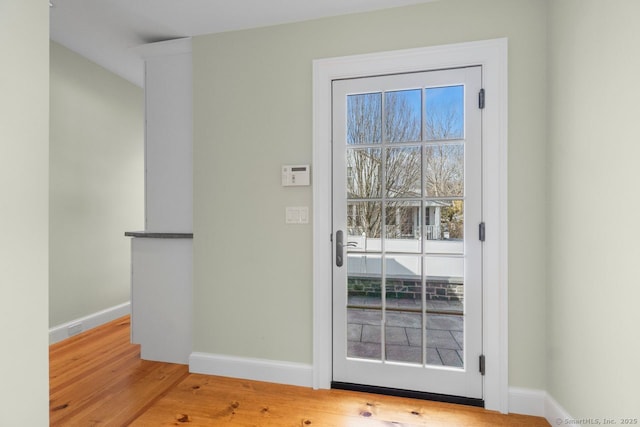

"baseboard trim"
[189,352,313,388]
[509,387,546,416]
[545,392,576,427]
[191,359,574,423]
[508,387,576,425]
[49,302,131,344]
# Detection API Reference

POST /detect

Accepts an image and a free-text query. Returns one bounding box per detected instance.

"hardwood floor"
[49,317,189,426]
[50,316,550,426]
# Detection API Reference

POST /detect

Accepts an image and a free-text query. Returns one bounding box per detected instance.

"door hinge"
[479,354,486,376]
[479,88,485,109]
[478,222,486,242]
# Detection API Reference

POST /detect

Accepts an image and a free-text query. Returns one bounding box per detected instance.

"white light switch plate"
[285,207,309,224]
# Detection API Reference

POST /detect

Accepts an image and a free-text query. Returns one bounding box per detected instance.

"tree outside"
[345,86,464,240]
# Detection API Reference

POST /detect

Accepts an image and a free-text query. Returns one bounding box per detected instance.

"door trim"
[312,38,509,413]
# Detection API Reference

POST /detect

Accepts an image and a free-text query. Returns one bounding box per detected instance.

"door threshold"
[331,382,484,408]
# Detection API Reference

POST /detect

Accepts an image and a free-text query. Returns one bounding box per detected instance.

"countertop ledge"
[125,231,193,239]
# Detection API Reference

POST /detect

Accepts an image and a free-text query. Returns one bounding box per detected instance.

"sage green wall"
[49,42,144,327]
[194,0,548,390]
[547,0,640,418]
[0,1,50,424]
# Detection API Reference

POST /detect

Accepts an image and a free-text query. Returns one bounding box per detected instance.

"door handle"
[336,230,344,267]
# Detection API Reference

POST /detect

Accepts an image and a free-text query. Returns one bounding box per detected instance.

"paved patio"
[347,296,464,367]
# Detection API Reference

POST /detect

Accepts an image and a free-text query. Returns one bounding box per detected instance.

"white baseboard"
[545,392,577,427]
[189,352,313,388]
[509,387,546,416]
[187,360,571,422]
[508,387,576,426]
[49,302,131,345]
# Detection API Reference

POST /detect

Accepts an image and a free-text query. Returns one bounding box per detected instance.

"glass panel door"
[332,66,483,399]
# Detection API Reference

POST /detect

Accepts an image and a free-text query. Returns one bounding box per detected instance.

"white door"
[332,66,484,400]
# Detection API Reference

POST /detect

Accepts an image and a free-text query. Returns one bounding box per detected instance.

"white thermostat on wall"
[282,164,310,186]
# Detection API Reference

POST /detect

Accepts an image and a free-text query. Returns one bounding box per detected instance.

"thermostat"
[282,165,310,186]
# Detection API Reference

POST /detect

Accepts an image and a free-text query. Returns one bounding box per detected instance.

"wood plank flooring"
[50,316,550,426]
[49,317,189,426]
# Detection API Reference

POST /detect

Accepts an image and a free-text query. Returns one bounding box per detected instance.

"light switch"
[286,207,300,224]
[285,207,309,224]
[299,207,309,224]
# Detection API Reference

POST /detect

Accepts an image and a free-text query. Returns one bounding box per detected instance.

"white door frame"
[312,38,509,413]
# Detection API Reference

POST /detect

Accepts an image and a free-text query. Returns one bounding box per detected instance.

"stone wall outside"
[348,276,463,302]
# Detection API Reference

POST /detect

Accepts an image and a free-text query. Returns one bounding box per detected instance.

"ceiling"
[50,0,436,87]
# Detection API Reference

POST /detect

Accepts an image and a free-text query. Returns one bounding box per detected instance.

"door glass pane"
[347,201,381,241]
[385,89,421,143]
[347,93,382,145]
[385,200,421,253]
[425,255,464,367]
[442,199,464,240]
[425,143,464,197]
[425,85,464,140]
[425,199,464,241]
[385,255,422,364]
[347,148,381,199]
[385,146,421,198]
[347,254,382,360]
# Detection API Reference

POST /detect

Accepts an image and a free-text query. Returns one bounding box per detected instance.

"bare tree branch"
[345,89,464,239]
